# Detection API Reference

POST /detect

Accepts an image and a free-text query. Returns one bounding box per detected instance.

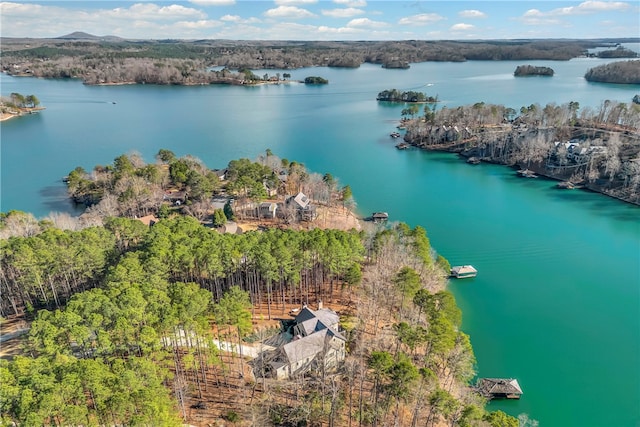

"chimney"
[317,300,323,310]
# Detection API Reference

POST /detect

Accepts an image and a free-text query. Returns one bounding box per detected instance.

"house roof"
[136,215,159,226]
[293,307,345,341]
[451,265,477,275]
[281,328,345,365]
[477,378,523,395]
[292,192,310,209]
[294,307,339,329]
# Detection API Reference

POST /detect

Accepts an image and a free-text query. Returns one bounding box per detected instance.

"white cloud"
[346,17,388,28]
[321,8,364,18]
[106,4,206,21]
[189,0,235,5]
[459,9,487,19]
[332,0,367,6]
[521,1,630,20]
[450,23,475,31]
[174,19,222,29]
[274,0,318,5]
[398,13,445,26]
[220,14,261,24]
[557,0,631,14]
[264,6,316,19]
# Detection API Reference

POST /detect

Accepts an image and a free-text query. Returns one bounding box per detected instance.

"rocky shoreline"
[400,102,640,206]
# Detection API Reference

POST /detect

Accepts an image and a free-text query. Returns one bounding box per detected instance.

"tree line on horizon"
[2,38,636,85]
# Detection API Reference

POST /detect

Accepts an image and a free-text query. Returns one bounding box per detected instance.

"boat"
[450,265,477,278]
[467,156,481,165]
[390,132,401,138]
[517,169,538,178]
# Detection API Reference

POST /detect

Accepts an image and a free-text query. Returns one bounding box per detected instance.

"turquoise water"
[1,59,639,426]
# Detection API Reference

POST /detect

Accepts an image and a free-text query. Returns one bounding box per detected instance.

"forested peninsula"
[400,99,640,205]
[1,35,637,85]
[0,151,528,427]
[0,92,43,121]
[584,60,640,84]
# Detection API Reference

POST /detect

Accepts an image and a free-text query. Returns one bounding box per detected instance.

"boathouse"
[476,378,523,400]
[371,212,389,223]
[450,265,477,278]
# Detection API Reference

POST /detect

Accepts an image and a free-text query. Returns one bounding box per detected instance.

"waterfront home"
[136,214,159,227]
[450,265,477,278]
[476,378,523,400]
[259,202,278,219]
[263,181,278,197]
[254,303,346,380]
[213,168,227,181]
[286,192,317,221]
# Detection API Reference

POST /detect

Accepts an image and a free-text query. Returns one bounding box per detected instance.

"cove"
[1,58,639,426]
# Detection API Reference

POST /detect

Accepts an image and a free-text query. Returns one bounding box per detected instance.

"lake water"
[1,57,639,426]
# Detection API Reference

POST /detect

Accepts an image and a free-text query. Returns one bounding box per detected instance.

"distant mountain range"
[57,31,123,42]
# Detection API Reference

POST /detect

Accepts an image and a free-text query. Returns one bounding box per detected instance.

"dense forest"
[403,99,640,204]
[0,204,528,426]
[584,59,640,84]
[595,45,638,58]
[513,65,554,77]
[1,37,636,85]
[377,89,438,103]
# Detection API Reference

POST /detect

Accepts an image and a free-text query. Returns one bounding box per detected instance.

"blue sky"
[1,1,638,40]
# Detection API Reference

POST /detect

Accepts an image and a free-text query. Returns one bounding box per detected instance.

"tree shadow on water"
[39,185,85,216]
[545,187,640,223]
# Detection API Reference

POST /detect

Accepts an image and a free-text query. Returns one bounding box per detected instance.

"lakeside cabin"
[476,378,523,400]
[450,265,477,279]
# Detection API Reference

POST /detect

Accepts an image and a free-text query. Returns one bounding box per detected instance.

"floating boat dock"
[476,378,523,400]
[467,156,481,164]
[517,169,538,178]
[450,265,477,278]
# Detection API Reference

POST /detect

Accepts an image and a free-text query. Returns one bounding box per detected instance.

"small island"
[377,89,438,103]
[584,60,640,84]
[304,76,328,84]
[381,60,410,69]
[514,65,554,77]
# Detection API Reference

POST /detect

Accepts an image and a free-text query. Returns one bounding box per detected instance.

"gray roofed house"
[254,305,346,380]
[259,202,278,218]
[286,191,317,221]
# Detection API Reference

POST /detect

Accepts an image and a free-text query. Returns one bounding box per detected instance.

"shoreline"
[407,143,640,207]
[0,106,45,122]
